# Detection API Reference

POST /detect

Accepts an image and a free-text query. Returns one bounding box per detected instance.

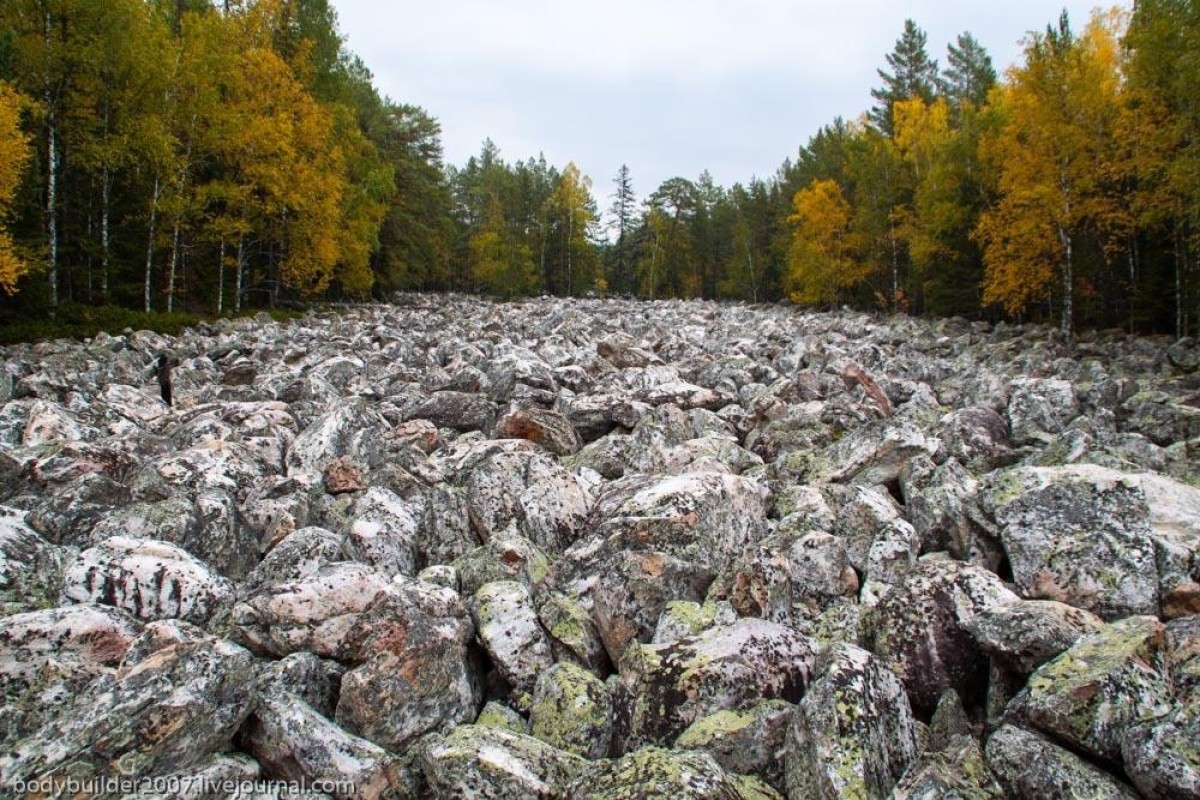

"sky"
[333,0,1105,210]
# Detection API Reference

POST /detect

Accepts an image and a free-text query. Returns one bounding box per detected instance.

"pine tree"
[942,32,997,109]
[870,19,940,135]
[608,164,636,294]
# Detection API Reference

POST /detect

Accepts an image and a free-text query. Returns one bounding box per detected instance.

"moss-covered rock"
[564,746,779,800]
[613,619,817,755]
[1025,615,1173,765]
[421,724,586,799]
[476,700,529,735]
[675,700,793,792]
[784,643,920,800]
[984,724,1139,799]
[530,662,612,759]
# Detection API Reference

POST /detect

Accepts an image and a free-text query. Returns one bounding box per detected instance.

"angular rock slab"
[985,724,1139,799]
[784,644,920,800]
[1123,703,1200,799]
[1025,615,1173,765]
[0,505,70,616]
[675,700,794,793]
[860,559,1018,715]
[0,637,256,790]
[983,464,1200,620]
[60,536,235,625]
[336,580,481,752]
[564,747,779,800]
[238,693,410,800]
[967,599,1106,674]
[421,724,585,800]
[234,562,391,659]
[530,662,612,759]
[470,580,554,700]
[612,618,817,754]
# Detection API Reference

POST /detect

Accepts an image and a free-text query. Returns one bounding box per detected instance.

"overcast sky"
[333,1,1104,209]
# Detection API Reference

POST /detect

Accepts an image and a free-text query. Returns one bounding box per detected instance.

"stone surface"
[421,724,586,799]
[985,724,1140,799]
[3,296,1197,796]
[784,644,920,800]
[60,536,235,625]
[612,618,817,753]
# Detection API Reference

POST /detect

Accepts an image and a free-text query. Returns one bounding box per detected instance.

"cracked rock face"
[1,295,1198,797]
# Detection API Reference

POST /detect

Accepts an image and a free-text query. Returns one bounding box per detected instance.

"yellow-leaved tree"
[0,81,32,293]
[974,11,1131,333]
[786,178,865,305]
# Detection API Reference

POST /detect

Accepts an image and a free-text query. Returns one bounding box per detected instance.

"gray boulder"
[784,644,920,800]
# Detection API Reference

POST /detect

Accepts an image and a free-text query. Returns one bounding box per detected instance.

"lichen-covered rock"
[0,605,143,745]
[477,700,529,734]
[1008,377,1080,445]
[238,693,410,800]
[784,643,920,800]
[565,746,778,800]
[453,535,551,597]
[981,465,1165,620]
[723,529,857,626]
[1025,615,1173,765]
[323,455,368,495]
[494,407,583,456]
[233,562,390,658]
[613,618,817,754]
[675,700,794,793]
[593,549,714,663]
[891,735,1004,799]
[0,506,70,616]
[967,599,1106,674]
[0,637,256,790]
[530,661,612,759]
[934,406,1013,473]
[470,580,554,701]
[432,439,593,553]
[1122,703,1200,799]
[810,418,941,486]
[421,724,586,799]
[60,536,234,625]
[1169,614,1200,704]
[287,396,391,477]
[985,724,1139,799]
[336,579,481,751]
[240,525,343,595]
[341,487,421,579]
[536,591,611,674]
[406,391,498,433]
[652,599,737,645]
[573,473,768,585]
[860,559,1018,715]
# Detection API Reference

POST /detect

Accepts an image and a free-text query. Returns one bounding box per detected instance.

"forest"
[0,0,1197,335]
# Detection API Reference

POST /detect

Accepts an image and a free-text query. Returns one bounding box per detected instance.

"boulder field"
[1,294,1198,798]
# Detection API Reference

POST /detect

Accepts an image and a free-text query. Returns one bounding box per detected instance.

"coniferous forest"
[0,1,1198,335]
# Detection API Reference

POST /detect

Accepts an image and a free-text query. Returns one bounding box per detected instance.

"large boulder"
[421,724,586,800]
[529,661,613,759]
[985,724,1139,799]
[566,746,779,800]
[335,579,481,751]
[982,465,1200,620]
[612,618,818,753]
[0,637,256,790]
[0,506,70,616]
[1024,615,1173,766]
[860,559,1019,715]
[233,562,391,658]
[784,644,920,800]
[60,536,235,626]
[469,580,554,702]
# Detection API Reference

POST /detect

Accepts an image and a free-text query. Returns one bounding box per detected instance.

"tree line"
[0,1,1197,336]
